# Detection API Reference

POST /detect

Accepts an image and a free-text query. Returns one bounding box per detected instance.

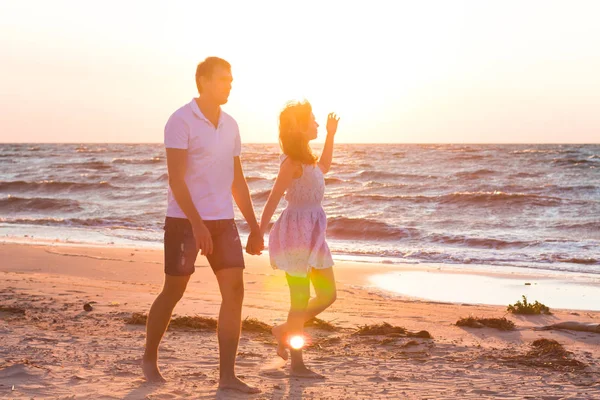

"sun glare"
[289,335,305,350]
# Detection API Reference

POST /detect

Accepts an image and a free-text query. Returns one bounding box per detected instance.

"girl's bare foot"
[290,366,325,379]
[272,324,288,360]
[141,359,166,383]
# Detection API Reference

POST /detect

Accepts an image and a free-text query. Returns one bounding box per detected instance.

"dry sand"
[1,242,599,399]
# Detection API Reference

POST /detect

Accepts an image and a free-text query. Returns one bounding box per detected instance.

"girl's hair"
[278,100,318,165]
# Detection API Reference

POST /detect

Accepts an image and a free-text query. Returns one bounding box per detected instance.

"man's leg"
[214,267,259,393]
[142,274,190,382]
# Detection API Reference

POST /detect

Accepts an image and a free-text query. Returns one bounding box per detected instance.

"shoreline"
[2,226,599,274]
[2,241,600,312]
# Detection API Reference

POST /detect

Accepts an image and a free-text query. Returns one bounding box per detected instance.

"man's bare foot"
[272,324,288,360]
[141,359,166,383]
[290,366,325,379]
[218,377,261,394]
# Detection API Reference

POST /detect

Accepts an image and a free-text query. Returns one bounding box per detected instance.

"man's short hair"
[195,57,231,93]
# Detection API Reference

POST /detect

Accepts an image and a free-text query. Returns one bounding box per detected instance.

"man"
[142,57,263,394]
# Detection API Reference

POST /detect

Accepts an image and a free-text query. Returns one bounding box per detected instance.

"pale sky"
[1,0,599,143]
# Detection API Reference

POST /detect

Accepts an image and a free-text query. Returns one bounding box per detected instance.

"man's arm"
[231,156,263,254]
[166,148,213,255]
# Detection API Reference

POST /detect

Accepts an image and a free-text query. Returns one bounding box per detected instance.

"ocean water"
[1,143,599,275]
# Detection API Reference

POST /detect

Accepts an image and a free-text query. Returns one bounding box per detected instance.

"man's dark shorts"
[164,217,245,276]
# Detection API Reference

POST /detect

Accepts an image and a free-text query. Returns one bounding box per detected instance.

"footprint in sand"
[0,363,48,380]
[259,358,287,378]
[235,361,258,367]
[471,389,499,396]
[182,371,207,378]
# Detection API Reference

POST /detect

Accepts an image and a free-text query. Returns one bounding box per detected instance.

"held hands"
[326,113,340,136]
[245,229,264,255]
[193,222,264,256]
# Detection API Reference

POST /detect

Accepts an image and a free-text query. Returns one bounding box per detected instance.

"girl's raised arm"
[318,113,340,174]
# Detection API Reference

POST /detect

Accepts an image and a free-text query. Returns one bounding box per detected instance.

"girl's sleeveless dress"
[268,155,334,277]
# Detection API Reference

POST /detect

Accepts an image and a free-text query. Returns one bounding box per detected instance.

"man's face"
[201,66,232,105]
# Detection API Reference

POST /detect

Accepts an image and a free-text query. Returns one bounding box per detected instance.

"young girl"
[259,101,339,378]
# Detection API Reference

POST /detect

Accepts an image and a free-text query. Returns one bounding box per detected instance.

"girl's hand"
[326,113,340,136]
[246,229,264,255]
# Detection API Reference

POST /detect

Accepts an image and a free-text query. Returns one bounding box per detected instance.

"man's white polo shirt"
[164,98,241,220]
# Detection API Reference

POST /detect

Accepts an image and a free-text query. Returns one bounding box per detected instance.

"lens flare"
[289,335,305,350]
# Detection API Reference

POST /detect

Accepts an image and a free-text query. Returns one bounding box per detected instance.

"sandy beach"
[0,242,598,399]
[3,0,600,398]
